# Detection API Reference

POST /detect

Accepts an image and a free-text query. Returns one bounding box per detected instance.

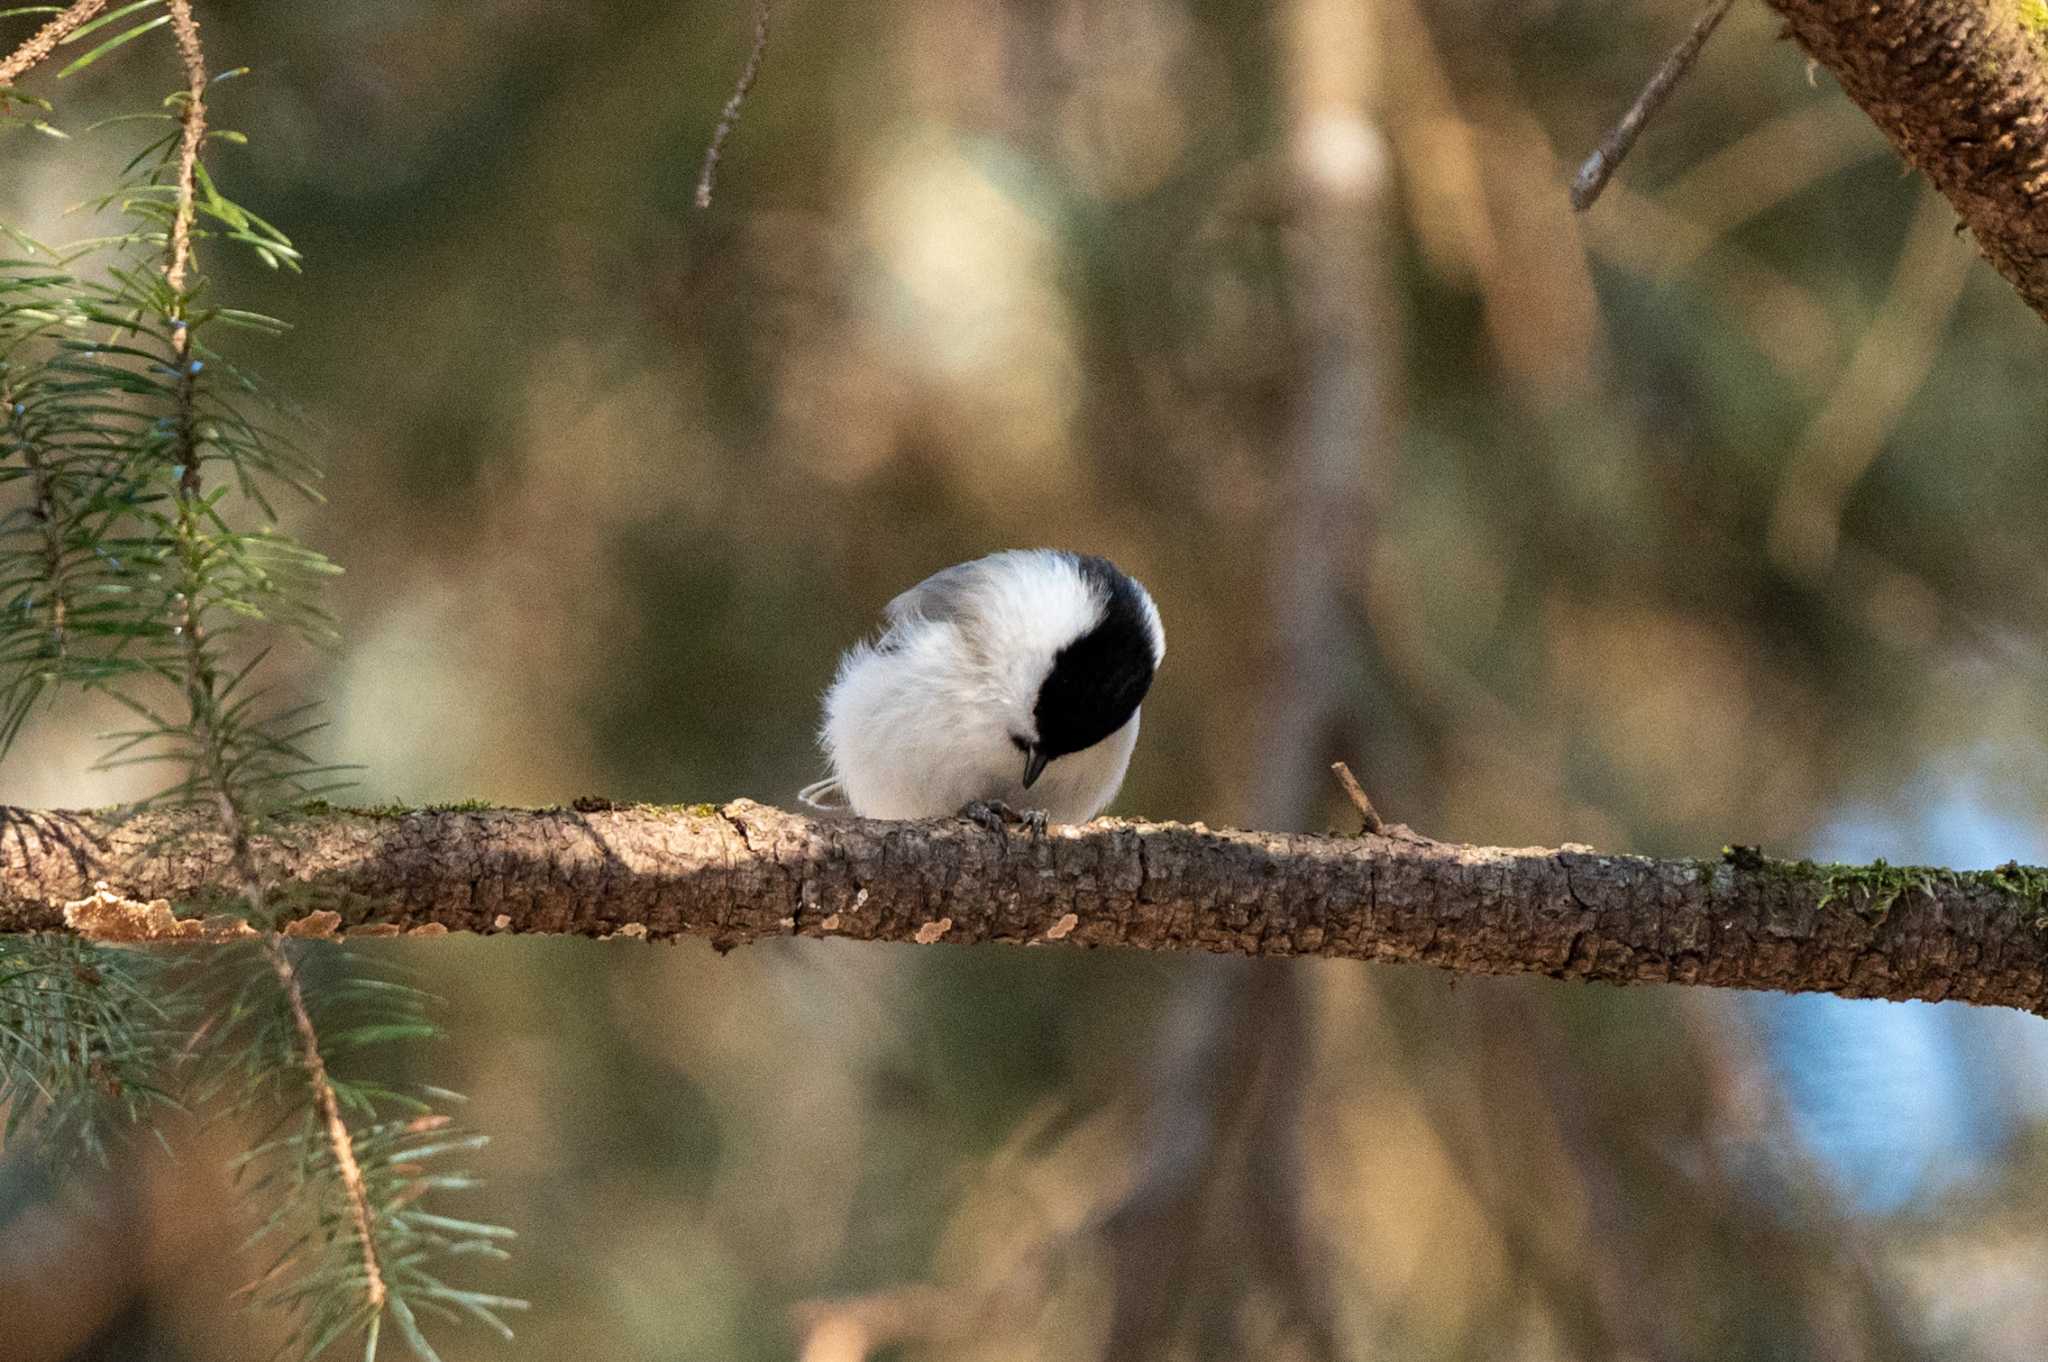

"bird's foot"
[960,800,1049,840]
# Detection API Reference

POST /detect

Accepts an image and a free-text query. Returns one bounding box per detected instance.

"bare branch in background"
[1765,185,1974,576]
[1570,0,1736,212]
[1098,961,1263,1359]
[8,802,2048,1017]
[1198,0,1405,1347]
[1761,0,2048,322]
[792,1255,1056,1362]
[694,0,773,210]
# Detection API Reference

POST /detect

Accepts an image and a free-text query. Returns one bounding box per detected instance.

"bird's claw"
[961,801,1010,838]
[960,800,1049,841]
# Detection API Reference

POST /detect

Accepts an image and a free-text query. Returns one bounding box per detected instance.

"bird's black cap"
[1032,555,1159,762]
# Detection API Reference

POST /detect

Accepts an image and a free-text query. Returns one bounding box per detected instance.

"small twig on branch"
[694,0,772,210]
[1569,0,1737,212]
[0,0,110,86]
[1329,761,1383,834]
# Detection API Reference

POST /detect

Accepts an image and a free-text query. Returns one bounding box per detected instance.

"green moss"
[1812,858,1945,918]
[285,798,416,818]
[1991,860,2048,926]
[557,797,726,816]
[285,798,501,819]
[1721,844,1766,873]
[1718,846,2048,923]
[2018,0,2048,57]
[289,796,724,818]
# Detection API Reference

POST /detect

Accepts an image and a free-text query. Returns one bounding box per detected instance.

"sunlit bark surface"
[4,801,2046,1016]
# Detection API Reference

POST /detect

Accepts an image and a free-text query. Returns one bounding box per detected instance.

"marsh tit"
[799,549,1164,827]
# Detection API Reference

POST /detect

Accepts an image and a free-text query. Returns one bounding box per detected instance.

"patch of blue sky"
[1754,755,2048,1212]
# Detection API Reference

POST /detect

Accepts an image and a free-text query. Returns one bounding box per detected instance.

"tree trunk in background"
[1100,0,1401,1352]
[1245,0,1396,833]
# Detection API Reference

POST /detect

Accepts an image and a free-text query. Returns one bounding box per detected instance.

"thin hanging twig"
[1569,0,1737,212]
[695,0,773,209]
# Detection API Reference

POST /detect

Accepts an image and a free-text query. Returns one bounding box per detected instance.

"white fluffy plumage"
[800,550,1164,824]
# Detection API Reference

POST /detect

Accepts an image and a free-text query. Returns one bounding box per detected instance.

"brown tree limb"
[4,802,2048,1015]
[1763,0,2048,321]
[6,802,2048,1015]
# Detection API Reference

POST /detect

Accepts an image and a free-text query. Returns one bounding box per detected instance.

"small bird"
[800,549,1164,828]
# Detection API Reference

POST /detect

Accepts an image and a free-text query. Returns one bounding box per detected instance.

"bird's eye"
[1009,734,1031,752]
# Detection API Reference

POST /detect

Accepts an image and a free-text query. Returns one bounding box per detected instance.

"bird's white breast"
[819,629,1141,824]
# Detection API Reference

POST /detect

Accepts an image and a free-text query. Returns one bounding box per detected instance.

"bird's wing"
[878,559,984,644]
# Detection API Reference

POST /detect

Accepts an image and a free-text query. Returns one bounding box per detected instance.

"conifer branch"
[21,439,66,657]
[147,2,395,1332]
[0,929,178,1160]
[0,0,111,85]
[163,0,204,301]
[1,369,67,690]
[7,802,2048,1018]
[2,9,504,1353]
[268,933,389,1314]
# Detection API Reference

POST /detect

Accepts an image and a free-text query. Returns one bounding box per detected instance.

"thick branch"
[3,802,2047,1014]
[1763,0,2048,321]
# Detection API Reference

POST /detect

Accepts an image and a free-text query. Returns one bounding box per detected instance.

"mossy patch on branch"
[1812,858,1944,918]
[2019,0,2048,53]
[290,798,504,819]
[1721,845,2048,923]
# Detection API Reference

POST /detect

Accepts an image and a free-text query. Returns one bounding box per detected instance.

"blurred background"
[8,0,2048,1357]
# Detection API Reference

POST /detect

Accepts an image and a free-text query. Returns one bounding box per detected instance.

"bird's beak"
[1021,745,1050,789]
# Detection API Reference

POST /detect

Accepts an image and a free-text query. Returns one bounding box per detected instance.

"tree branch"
[1763,0,2048,322]
[3,802,2047,1014]
[0,0,111,86]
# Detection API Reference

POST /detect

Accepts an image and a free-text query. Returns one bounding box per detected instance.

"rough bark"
[4,801,2048,1015]
[1763,0,2048,321]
